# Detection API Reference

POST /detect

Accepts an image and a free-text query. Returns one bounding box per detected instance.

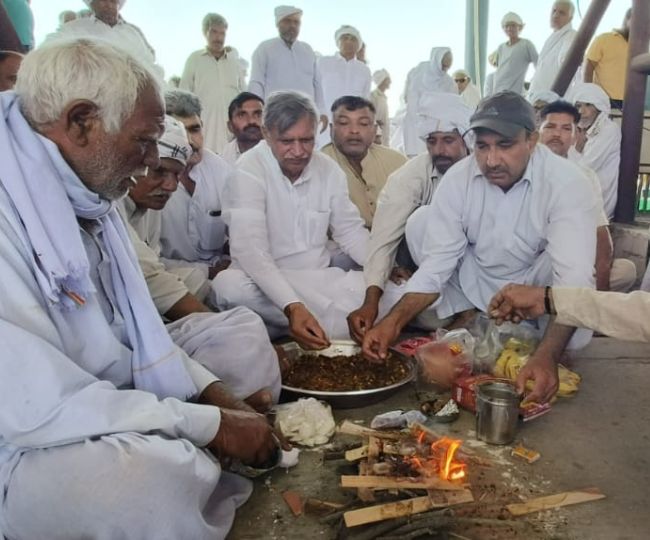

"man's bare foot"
[244,388,273,413]
[445,308,478,330]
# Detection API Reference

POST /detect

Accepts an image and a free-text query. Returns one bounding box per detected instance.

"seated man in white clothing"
[158,89,233,282]
[539,100,636,292]
[0,38,281,540]
[123,116,282,407]
[347,93,472,342]
[363,92,598,405]
[221,91,265,165]
[568,83,621,220]
[212,91,370,349]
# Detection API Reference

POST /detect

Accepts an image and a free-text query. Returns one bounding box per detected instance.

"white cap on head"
[452,69,470,79]
[528,90,560,105]
[334,25,362,48]
[275,5,302,24]
[570,82,611,114]
[372,69,390,86]
[501,11,524,27]
[416,93,473,140]
[84,0,127,8]
[158,116,192,166]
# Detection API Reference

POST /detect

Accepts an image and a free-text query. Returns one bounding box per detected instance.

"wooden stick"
[357,461,376,503]
[344,489,474,527]
[506,487,605,516]
[338,420,405,440]
[341,475,467,491]
[345,445,368,461]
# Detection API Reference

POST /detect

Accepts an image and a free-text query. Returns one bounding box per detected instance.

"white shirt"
[568,113,621,220]
[365,153,440,288]
[220,138,241,165]
[405,145,598,315]
[319,53,371,115]
[493,39,538,95]
[371,88,390,146]
[460,83,482,109]
[249,37,325,111]
[223,141,368,309]
[53,16,161,77]
[180,49,244,154]
[159,150,231,279]
[529,24,576,94]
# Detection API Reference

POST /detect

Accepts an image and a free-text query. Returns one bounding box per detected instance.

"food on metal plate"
[284,353,410,392]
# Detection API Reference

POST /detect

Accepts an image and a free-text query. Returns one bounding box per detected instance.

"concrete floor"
[229,337,650,540]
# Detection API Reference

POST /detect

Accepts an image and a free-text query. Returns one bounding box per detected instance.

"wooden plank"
[357,461,375,502]
[343,489,474,527]
[506,488,605,516]
[338,420,405,440]
[345,445,368,461]
[341,475,467,491]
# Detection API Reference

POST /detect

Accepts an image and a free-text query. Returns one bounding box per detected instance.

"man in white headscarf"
[49,0,161,77]
[401,46,457,156]
[568,83,621,220]
[493,12,538,95]
[180,13,245,154]
[0,38,280,540]
[529,1,577,95]
[249,5,328,132]
[122,114,281,406]
[347,93,471,341]
[453,68,481,109]
[318,24,371,147]
[370,68,391,145]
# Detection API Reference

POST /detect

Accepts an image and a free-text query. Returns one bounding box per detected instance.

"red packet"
[393,336,434,357]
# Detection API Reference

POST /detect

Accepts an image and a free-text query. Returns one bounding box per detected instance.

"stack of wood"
[337,420,475,528]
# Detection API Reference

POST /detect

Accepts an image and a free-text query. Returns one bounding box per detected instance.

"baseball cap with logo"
[469,91,536,138]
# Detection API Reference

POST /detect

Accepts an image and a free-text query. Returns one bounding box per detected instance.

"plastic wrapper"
[414,329,474,390]
[471,313,503,373]
[370,409,428,429]
[274,398,336,446]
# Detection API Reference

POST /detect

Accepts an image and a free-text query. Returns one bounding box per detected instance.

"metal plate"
[280,340,415,409]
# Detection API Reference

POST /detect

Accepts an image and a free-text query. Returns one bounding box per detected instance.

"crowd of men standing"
[0,1,647,539]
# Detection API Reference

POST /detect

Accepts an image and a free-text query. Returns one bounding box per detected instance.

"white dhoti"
[167,308,282,402]
[2,433,251,540]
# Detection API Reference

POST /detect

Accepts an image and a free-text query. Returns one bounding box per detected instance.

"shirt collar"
[201,47,230,59]
[91,14,125,27]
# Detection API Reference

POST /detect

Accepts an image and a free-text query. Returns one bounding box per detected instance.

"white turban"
[528,90,560,105]
[416,93,473,140]
[83,0,127,8]
[501,12,524,27]
[571,83,611,114]
[275,5,302,24]
[158,116,191,166]
[334,25,362,49]
[452,69,471,80]
[372,69,389,86]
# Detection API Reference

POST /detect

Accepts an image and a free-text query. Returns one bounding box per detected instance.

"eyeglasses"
[454,78,468,83]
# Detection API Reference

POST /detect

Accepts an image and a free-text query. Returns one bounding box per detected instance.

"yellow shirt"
[586,31,628,100]
[321,143,407,227]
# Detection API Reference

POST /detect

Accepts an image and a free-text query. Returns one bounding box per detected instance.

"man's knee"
[211,268,251,309]
[609,258,637,292]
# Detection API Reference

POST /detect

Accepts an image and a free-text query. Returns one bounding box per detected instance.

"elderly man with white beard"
[0,39,282,540]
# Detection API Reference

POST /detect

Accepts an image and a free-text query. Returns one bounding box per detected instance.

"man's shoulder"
[198,148,235,175]
[369,144,408,165]
[534,146,590,191]
[320,143,337,159]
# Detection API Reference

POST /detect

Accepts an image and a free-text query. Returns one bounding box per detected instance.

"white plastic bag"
[274,398,336,446]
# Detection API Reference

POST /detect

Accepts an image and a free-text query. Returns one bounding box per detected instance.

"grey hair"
[553,0,575,16]
[263,91,318,134]
[15,38,161,134]
[202,13,228,34]
[165,89,203,117]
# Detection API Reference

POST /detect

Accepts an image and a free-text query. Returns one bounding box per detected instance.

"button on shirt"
[405,145,598,313]
[249,38,325,111]
[223,141,368,309]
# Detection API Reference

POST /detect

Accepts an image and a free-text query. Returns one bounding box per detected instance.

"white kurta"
[212,141,369,337]
[529,24,576,94]
[249,37,325,112]
[404,146,598,322]
[493,39,538,95]
[371,88,390,145]
[364,153,441,289]
[159,150,232,278]
[568,114,621,220]
[52,15,162,77]
[0,181,251,540]
[221,138,242,165]
[180,49,244,154]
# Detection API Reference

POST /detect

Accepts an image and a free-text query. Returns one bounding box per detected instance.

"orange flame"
[429,436,467,482]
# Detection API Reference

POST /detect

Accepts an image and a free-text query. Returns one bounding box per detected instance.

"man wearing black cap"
[362,91,599,405]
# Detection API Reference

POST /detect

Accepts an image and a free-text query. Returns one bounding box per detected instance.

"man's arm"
[165,292,211,321]
[248,44,266,99]
[583,59,596,82]
[179,53,195,91]
[595,226,613,291]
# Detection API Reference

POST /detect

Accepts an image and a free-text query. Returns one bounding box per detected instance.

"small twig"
[449,532,474,540]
